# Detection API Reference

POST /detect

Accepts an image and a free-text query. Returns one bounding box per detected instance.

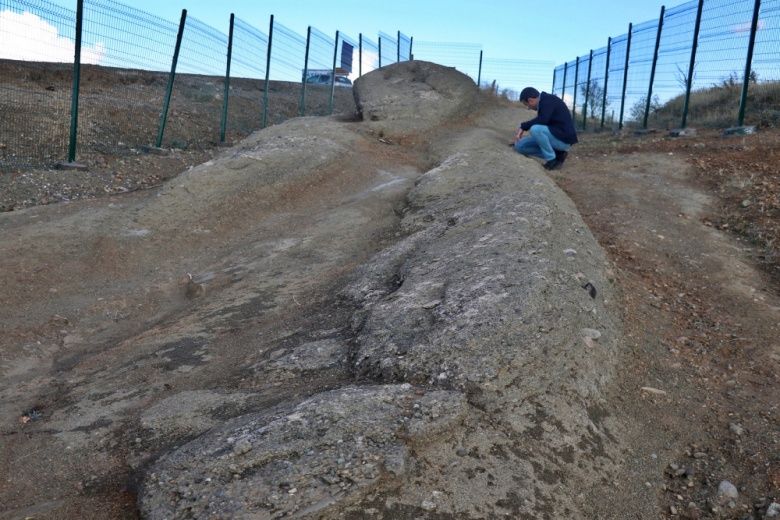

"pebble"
[766,502,780,518]
[717,480,739,500]
[729,422,744,436]
[233,438,253,455]
[563,248,577,257]
[421,499,437,511]
[582,328,602,340]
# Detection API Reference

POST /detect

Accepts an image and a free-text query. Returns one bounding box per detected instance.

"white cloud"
[0,10,105,64]
[348,49,379,81]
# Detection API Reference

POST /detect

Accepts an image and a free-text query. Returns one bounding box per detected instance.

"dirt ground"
[552,131,780,519]
[1,63,779,519]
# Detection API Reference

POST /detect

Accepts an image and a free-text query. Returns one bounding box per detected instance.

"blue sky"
[121,0,668,65]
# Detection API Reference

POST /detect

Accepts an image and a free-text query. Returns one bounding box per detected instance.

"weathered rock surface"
[139,385,467,518]
[353,60,478,139]
[139,62,626,519]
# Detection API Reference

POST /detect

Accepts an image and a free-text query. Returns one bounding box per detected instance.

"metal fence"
[412,40,554,99]
[553,0,780,131]
[0,0,414,170]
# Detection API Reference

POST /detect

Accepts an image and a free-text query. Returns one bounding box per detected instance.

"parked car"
[305,73,352,88]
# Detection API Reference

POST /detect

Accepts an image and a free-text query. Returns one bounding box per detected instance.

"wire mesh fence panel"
[268,19,305,125]
[398,31,411,61]
[585,46,608,128]
[687,0,755,127]
[562,61,576,109]
[161,15,228,149]
[224,16,266,141]
[749,0,780,126]
[358,34,379,77]
[338,32,358,79]
[0,0,74,170]
[652,1,699,127]
[481,58,554,100]
[623,19,659,126]
[605,33,628,127]
[411,41,481,83]
[75,0,177,159]
[552,64,565,97]
[573,53,591,123]
[378,31,397,67]
[301,26,334,116]
[333,32,358,114]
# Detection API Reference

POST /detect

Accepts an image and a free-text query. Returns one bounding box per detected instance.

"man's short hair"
[519,87,540,102]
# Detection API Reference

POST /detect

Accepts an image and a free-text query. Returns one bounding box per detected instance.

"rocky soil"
[0,60,778,520]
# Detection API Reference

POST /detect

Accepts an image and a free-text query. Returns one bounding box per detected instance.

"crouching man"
[512,87,577,170]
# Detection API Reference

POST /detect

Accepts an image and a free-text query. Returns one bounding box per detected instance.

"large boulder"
[353,60,478,139]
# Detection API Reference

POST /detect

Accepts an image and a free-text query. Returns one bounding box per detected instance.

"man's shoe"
[555,150,568,165]
[543,158,560,170]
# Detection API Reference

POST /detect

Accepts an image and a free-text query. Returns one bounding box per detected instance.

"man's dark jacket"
[519,92,578,145]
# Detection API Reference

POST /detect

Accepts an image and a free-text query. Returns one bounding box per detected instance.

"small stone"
[693,451,707,459]
[422,300,441,309]
[729,423,744,436]
[421,499,436,511]
[717,480,739,500]
[233,438,252,455]
[456,447,467,457]
[765,502,780,518]
[563,248,577,257]
[670,505,677,515]
[582,328,602,340]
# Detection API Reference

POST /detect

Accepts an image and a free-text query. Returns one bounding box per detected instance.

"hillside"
[0,61,778,520]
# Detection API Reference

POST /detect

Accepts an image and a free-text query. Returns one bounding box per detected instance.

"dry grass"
[645,80,780,129]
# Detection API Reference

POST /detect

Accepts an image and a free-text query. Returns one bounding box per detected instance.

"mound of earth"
[137,62,628,519]
[352,60,478,139]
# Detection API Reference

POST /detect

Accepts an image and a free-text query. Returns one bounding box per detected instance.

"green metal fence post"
[738,0,761,126]
[477,50,483,88]
[329,30,339,115]
[397,30,401,62]
[409,36,413,60]
[156,9,187,148]
[583,50,593,130]
[644,5,665,129]
[601,36,612,128]
[67,0,84,163]
[618,23,632,130]
[561,61,568,108]
[220,13,235,144]
[359,33,363,77]
[552,67,557,94]
[378,37,382,67]
[300,26,312,116]
[572,56,580,120]
[262,14,274,129]
[682,0,704,129]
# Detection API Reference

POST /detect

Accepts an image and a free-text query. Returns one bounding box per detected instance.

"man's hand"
[513,128,525,143]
